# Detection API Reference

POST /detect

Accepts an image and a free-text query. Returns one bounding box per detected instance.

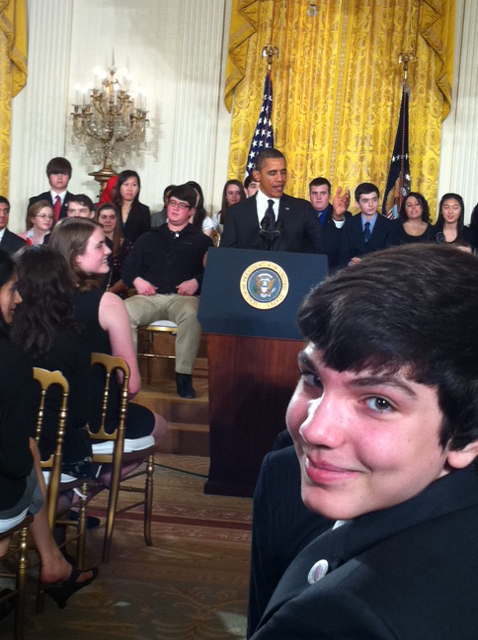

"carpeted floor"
[1,454,253,640]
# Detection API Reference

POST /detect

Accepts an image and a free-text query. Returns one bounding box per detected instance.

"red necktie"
[54,195,61,222]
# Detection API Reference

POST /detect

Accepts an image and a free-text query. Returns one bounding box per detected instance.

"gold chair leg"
[14,526,29,640]
[144,454,154,547]
[77,482,88,571]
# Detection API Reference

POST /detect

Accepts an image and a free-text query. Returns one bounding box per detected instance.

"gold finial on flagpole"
[398,52,415,92]
[262,45,279,73]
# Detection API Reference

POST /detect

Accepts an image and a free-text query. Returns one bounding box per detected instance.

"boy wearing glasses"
[122,184,212,398]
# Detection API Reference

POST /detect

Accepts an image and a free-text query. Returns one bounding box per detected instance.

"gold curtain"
[0,0,27,196]
[226,0,455,218]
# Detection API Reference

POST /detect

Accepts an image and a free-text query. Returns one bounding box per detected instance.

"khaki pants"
[124,294,201,375]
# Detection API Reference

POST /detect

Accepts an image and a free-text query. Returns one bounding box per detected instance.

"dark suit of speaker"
[0,228,27,255]
[338,212,398,268]
[221,193,323,253]
[251,465,478,640]
[318,203,351,270]
[28,190,76,221]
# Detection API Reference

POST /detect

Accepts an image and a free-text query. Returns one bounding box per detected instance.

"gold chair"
[87,353,157,563]
[32,368,88,570]
[137,320,178,384]
[0,514,33,640]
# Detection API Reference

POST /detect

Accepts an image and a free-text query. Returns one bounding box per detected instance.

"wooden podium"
[198,249,328,497]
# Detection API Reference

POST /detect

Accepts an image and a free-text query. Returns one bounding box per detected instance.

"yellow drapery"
[226,0,454,218]
[0,0,27,196]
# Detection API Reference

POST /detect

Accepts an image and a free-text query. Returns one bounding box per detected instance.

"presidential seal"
[240,261,289,309]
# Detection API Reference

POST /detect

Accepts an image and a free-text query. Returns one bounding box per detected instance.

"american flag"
[245,73,274,175]
[382,84,411,219]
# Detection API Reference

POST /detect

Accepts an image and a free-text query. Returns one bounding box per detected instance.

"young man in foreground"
[250,244,478,639]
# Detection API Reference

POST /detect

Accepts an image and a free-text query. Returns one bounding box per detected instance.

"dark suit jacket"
[338,212,398,268]
[248,445,332,638]
[0,228,27,255]
[28,190,76,221]
[221,193,323,253]
[251,465,478,640]
[319,203,351,270]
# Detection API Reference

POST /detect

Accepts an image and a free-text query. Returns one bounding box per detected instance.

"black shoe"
[43,566,99,609]
[176,373,196,399]
[69,510,101,529]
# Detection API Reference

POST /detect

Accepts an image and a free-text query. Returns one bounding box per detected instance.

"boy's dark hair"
[255,148,286,172]
[309,178,331,193]
[297,244,478,451]
[244,174,258,189]
[46,157,72,178]
[355,182,379,202]
[168,184,197,209]
[68,194,95,212]
[0,196,10,209]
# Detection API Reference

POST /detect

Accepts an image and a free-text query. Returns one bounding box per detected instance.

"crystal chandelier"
[71,66,149,193]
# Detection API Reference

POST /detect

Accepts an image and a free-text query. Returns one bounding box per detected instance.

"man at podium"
[221,149,323,254]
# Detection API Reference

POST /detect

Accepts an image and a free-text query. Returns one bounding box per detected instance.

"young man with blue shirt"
[337,182,397,267]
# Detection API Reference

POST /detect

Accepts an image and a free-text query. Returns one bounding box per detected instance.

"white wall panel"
[438,0,478,220]
[9,0,231,230]
[9,0,73,230]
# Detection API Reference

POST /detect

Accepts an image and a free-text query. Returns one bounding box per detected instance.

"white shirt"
[255,188,280,228]
[0,227,5,242]
[50,189,67,204]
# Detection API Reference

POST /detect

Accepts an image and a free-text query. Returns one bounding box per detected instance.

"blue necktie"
[363,221,371,243]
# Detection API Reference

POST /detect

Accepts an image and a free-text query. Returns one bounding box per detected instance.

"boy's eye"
[365,397,394,413]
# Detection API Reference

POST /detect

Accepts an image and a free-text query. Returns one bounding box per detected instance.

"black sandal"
[43,566,98,609]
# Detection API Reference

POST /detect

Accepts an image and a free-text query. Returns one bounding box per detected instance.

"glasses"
[35,214,54,220]
[168,200,190,211]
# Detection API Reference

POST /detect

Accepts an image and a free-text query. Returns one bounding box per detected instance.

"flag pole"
[245,45,279,177]
[382,52,415,219]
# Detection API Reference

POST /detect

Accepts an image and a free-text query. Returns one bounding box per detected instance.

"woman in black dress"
[433,192,477,249]
[396,192,434,244]
[12,246,93,478]
[113,170,151,243]
[49,218,166,445]
[0,250,97,608]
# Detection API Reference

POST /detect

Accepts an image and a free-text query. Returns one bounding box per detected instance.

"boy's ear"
[446,440,478,469]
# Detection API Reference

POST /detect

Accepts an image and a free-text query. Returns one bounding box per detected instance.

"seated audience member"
[96,203,133,297]
[0,196,27,255]
[20,200,53,246]
[249,244,478,639]
[49,218,167,445]
[212,179,246,235]
[12,247,93,478]
[121,184,213,399]
[309,178,351,270]
[187,180,214,237]
[98,174,118,205]
[244,173,260,198]
[66,194,95,219]
[114,170,151,243]
[433,192,477,249]
[28,156,75,223]
[337,182,398,267]
[151,184,176,228]
[0,250,97,609]
[396,191,434,244]
[469,201,478,239]
[221,149,323,253]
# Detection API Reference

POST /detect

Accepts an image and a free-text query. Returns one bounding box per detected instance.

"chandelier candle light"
[71,66,149,194]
